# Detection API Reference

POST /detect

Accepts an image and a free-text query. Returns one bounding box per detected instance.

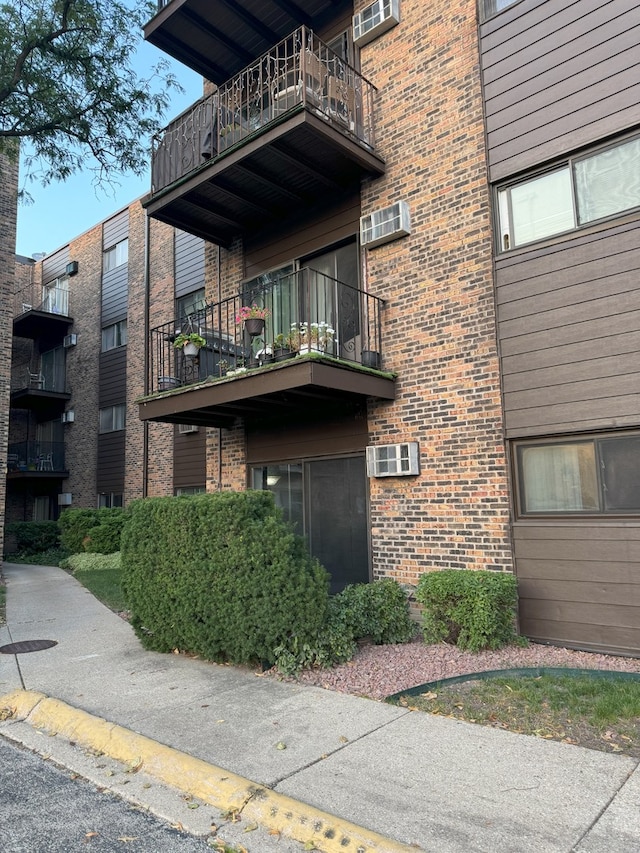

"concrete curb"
[0,689,414,853]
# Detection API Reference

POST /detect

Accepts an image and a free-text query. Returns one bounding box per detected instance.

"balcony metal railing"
[148,268,384,394]
[7,441,66,473]
[151,26,376,194]
[14,284,69,319]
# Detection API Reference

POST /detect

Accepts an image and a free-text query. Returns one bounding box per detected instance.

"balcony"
[10,369,71,418]
[138,268,394,428]
[6,441,68,480]
[13,284,73,341]
[143,27,384,246]
[145,0,349,83]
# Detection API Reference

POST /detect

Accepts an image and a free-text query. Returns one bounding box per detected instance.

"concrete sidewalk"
[1,561,639,852]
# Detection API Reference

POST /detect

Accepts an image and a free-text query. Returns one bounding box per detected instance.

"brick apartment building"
[5,0,640,656]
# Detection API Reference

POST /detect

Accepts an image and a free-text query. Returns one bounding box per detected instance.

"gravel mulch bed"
[279,637,640,701]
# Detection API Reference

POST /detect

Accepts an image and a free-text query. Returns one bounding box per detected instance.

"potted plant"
[173,332,206,357]
[273,333,295,361]
[235,304,270,337]
[292,321,335,354]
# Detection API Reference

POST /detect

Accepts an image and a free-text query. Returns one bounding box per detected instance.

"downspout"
[142,211,150,497]
[217,244,223,491]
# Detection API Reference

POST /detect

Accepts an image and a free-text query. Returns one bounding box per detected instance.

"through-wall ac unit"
[353,0,400,47]
[63,333,77,348]
[178,423,199,434]
[360,200,411,249]
[366,442,419,477]
[66,260,79,276]
[61,410,75,423]
[58,493,73,506]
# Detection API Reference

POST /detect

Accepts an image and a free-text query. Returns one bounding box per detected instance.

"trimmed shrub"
[121,491,330,666]
[274,578,416,675]
[58,508,124,554]
[6,521,60,556]
[415,569,520,652]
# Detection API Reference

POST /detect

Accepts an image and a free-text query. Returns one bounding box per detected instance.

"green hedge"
[415,569,520,652]
[58,508,124,554]
[6,521,60,555]
[121,491,330,666]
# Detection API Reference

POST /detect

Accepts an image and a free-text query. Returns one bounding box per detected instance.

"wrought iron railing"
[148,268,384,394]
[151,26,376,193]
[7,441,66,473]
[14,284,69,319]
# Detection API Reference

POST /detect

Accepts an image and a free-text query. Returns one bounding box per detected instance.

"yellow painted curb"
[0,689,415,853]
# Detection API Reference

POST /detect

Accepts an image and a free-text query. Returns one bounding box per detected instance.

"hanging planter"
[236,304,270,338]
[244,317,265,337]
[173,333,206,357]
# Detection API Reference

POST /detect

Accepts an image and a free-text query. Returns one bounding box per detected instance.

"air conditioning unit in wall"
[66,260,79,276]
[63,333,77,348]
[366,442,419,477]
[58,493,73,506]
[61,410,75,423]
[353,0,400,47]
[360,200,411,249]
[178,423,199,434]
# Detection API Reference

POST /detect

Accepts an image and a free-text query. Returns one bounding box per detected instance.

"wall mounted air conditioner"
[58,493,73,506]
[61,410,75,423]
[360,200,411,249]
[353,0,400,47]
[63,333,77,348]
[178,423,199,434]
[66,260,79,276]
[366,442,419,477]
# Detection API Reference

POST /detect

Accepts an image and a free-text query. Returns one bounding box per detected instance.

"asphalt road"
[0,736,216,853]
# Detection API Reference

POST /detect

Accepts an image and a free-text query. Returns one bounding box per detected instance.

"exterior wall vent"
[61,410,75,423]
[63,333,77,348]
[66,260,79,276]
[366,442,419,477]
[360,200,411,249]
[58,493,73,506]
[353,0,400,47]
[178,423,199,434]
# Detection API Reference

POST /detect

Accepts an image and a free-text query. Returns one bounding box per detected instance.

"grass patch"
[399,672,640,758]
[73,567,127,613]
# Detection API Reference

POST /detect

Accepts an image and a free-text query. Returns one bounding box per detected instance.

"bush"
[415,569,520,652]
[60,552,122,574]
[274,578,416,675]
[58,508,124,554]
[6,521,60,555]
[121,491,330,666]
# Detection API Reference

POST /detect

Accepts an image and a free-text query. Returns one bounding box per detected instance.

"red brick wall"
[358,0,513,583]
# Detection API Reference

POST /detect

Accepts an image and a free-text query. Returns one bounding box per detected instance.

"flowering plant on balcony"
[235,304,271,324]
[290,321,335,351]
[173,332,206,349]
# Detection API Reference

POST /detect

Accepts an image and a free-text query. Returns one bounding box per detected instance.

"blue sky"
[15,39,202,258]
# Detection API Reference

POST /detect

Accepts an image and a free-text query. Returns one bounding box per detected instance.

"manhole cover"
[0,639,58,654]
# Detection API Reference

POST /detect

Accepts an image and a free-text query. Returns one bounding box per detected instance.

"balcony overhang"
[138,357,395,429]
[144,0,349,83]
[13,308,73,341]
[7,470,69,482]
[10,389,71,418]
[143,109,384,247]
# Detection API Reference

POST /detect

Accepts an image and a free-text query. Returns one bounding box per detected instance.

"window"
[103,238,128,272]
[99,404,125,433]
[175,486,206,496]
[40,346,66,392]
[176,289,205,323]
[101,320,128,351]
[498,135,640,250]
[482,0,519,18]
[42,276,69,315]
[515,433,640,515]
[99,493,123,508]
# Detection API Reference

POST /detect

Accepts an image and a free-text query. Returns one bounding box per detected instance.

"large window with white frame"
[497,135,640,251]
[515,433,640,515]
[99,404,126,433]
[101,320,127,351]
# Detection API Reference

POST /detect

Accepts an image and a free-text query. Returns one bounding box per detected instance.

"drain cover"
[0,639,58,654]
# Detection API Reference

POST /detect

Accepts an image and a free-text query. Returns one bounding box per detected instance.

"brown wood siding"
[246,406,368,464]
[98,349,127,408]
[173,426,206,490]
[96,431,126,493]
[42,248,70,284]
[102,209,129,249]
[175,230,205,299]
[480,0,640,181]
[244,194,360,280]
[496,219,640,438]
[515,521,640,656]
